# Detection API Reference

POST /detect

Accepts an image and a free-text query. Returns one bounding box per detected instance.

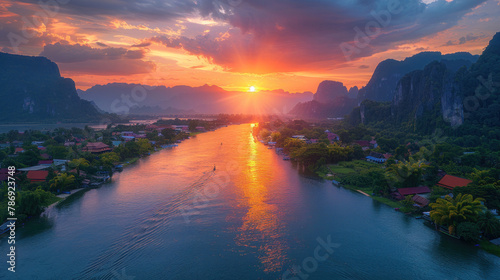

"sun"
[249,86,256,92]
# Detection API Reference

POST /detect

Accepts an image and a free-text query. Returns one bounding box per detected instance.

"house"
[412,195,430,207]
[121,131,134,137]
[14,147,24,154]
[121,135,135,141]
[370,139,378,148]
[292,135,307,141]
[366,152,386,163]
[83,142,112,154]
[38,160,54,165]
[32,141,44,146]
[64,141,75,147]
[325,130,340,143]
[195,126,206,132]
[437,175,473,190]
[392,186,431,200]
[27,170,49,182]
[306,139,319,144]
[37,146,46,151]
[398,186,431,197]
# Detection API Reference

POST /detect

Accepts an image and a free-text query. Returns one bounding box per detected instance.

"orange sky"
[1,0,499,93]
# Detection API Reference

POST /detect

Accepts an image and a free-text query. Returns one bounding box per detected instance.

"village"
[0,119,221,233]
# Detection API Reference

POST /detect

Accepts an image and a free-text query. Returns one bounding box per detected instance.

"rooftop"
[437,175,473,190]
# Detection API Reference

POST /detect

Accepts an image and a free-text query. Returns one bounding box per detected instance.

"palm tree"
[430,193,485,235]
[50,173,76,192]
[477,211,500,239]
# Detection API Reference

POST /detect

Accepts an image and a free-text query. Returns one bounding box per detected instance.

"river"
[2,124,499,279]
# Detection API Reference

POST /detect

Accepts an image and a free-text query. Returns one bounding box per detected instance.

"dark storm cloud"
[40,42,147,63]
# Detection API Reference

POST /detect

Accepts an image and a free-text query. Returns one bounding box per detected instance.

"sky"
[1,0,499,93]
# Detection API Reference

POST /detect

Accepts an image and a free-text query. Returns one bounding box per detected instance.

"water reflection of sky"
[234,127,288,272]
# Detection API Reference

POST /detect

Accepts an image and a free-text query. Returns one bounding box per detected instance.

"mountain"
[78,83,312,115]
[313,80,348,103]
[289,80,357,119]
[358,52,479,103]
[0,52,102,122]
[350,32,500,132]
[391,61,464,130]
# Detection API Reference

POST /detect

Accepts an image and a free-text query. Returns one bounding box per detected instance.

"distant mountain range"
[351,31,500,132]
[1,31,497,127]
[0,52,103,123]
[289,51,480,120]
[77,84,312,115]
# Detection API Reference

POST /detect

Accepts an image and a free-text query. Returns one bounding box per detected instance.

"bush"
[457,222,481,243]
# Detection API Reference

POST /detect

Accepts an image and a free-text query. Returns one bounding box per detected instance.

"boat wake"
[73,169,214,279]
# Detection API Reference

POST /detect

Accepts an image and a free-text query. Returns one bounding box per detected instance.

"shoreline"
[39,128,211,216]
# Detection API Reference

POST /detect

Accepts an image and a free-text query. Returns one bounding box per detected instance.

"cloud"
[40,42,147,63]
[58,59,156,76]
[38,42,155,76]
[358,65,370,69]
[443,33,486,46]
[146,0,488,73]
[2,0,492,75]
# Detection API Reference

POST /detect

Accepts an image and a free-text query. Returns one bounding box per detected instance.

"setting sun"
[249,86,256,92]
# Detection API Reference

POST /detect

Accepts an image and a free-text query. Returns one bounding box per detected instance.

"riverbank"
[316,161,500,258]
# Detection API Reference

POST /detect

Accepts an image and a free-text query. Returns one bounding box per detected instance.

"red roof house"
[14,147,24,154]
[437,175,472,190]
[355,140,370,147]
[27,170,49,182]
[412,195,430,207]
[398,186,431,196]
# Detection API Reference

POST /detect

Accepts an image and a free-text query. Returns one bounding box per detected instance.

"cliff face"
[313,80,349,103]
[0,52,101,122]
[391,62,464,128]
[358,51,479,103]
[290,80,357,119]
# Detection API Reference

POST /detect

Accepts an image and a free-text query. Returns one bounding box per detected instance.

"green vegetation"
[0,116,245,224]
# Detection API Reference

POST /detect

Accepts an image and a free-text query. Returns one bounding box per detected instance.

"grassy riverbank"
[480,240,500,257]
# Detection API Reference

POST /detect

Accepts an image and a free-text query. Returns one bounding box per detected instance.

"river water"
[2,124,499,279]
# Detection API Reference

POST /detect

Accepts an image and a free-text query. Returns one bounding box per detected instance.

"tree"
[47,145,68,159]
[477,211,500,239]
[188,119,199,132]
[385,159,428,189]
[457,222,481,243]
[430,194,485,235]
[283,138,305,154]
[69,158,89,177]
[259,129,271,140]
[137,139,153,155]
[100,152,120,166]
[49,173,76,192]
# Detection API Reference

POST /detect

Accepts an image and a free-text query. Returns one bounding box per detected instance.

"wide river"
[2,124,499,279]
